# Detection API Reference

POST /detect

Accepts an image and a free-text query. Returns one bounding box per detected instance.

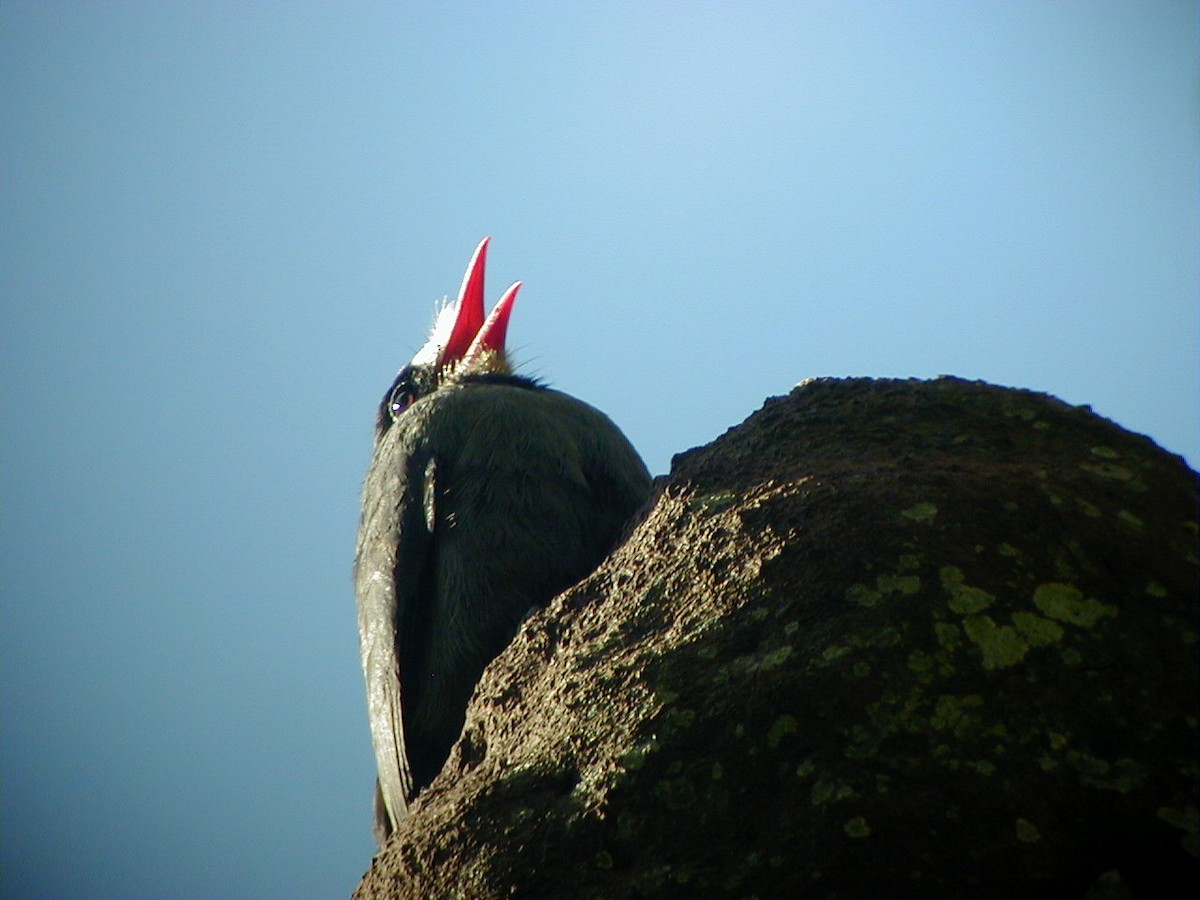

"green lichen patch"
[940,566,996,614]
[1090,446,1121,459]
[878,573,921,595]
[845,584,882,608]
[906,650,935,674]
[1117,509,1145,529]
[1011,611,1065,647]
[843,816,871,838]
[1032,583,1117,628]
[664,707,696,729]
[766,714,799,749]
[619,738,660,771]
[998,543,1022,557]
[753,645,794,671]
[1066,752,1146,794]
[901,502,938,524]
[1002,404,1038,422]
[847,572,922,608]
[934,622,963,651]
[818,644,852,666]
[963,615,1029,669]
[689,490,737,513]
[873,625,905,648]
[811,778,856,806]
[863,684,928,739]
[1015,818,1041,843]
[930,693,984,735]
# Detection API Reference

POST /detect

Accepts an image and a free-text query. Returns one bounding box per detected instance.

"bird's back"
[399,378,650,785]
[355,375,650,838]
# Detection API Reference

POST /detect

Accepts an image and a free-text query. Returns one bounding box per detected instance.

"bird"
[354,237,651,845]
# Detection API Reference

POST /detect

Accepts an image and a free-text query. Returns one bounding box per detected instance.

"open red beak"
[437,237,520,368]
[438,237,489,367]
[466,280,520,361]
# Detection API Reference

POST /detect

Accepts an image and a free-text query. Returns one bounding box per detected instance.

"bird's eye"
[389,387,416,419]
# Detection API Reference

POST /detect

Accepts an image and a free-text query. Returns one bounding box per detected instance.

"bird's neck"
[440,349,514,384]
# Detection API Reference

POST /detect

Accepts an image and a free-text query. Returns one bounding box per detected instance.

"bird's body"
[355,240,650,844]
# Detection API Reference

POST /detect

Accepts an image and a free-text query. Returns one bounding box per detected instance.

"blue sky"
[2,3,1196,897]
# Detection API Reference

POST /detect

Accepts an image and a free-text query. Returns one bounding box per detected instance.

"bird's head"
[376,237,521,434]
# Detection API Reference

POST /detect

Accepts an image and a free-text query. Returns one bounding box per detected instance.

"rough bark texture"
[353,376,1199,900]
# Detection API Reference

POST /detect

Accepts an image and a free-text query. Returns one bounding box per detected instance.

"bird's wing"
[543,389,653,537]
[354,428,433,839]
